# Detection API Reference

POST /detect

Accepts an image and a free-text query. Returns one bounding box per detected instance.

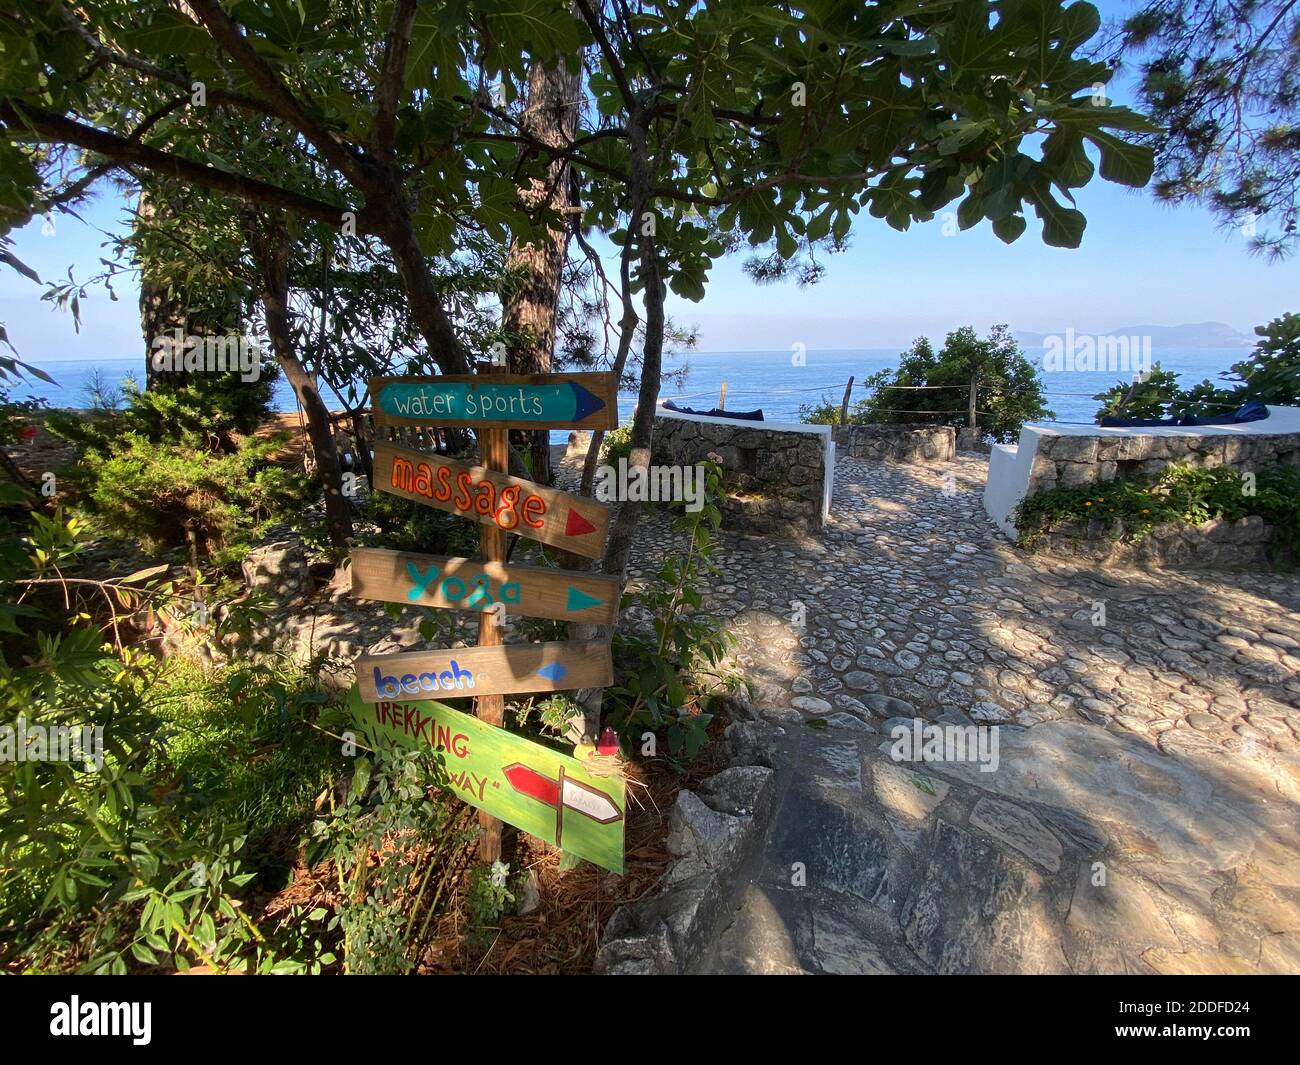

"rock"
[666,791,747,870]
[1066,863,1181,949]
[871,759,949,824]
[970,700,1012,722]
[902,819,1070,974]
[517,870,541,915]
[791,695,834,715]
[723,721,778,767]
[824,712,876,732]
[970,797,1063,873]
[697,766,776,822]
[862,694,916,717]
[843,670,881,692]
[242,538,310,597]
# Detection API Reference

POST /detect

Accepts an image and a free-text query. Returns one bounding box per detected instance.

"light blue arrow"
[536,662,568,682]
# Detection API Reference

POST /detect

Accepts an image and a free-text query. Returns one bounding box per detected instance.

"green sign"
[345,685,625,873]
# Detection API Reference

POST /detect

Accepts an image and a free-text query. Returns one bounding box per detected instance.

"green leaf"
[1081,129,1154,188]
[1028,185,1086,248]
[991,214,1027,243]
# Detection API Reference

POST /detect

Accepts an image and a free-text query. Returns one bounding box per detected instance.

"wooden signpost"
[350,547,622,626]
[372,441,610,560]
[355,640,614,703]
[358,367,622,869]
[345,686,625,873]
[370,372,618,431]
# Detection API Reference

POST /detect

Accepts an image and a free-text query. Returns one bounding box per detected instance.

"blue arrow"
[536,662,568,682]
[569,380,606,423]
[566,586,603,612]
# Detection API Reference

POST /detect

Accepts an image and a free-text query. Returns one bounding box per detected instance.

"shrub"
[856,325,1052,442]
[607,459,738,762]
[1092,363,1183,422]
[599,419,634,467]
[1015,463,1300,558]
[46,368,307,569]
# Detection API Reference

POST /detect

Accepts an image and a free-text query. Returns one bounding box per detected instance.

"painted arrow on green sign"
[345,684,625,872]
[369,372,617,430]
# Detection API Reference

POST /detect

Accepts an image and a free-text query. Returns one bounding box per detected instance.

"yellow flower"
[1084,501,1093,507]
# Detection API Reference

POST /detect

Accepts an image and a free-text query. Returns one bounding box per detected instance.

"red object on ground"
[19,425,37,441]
[504,763,560,808]
[597,727,620,756]
[565,509,597,536]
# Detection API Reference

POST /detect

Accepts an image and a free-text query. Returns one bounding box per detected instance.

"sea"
[11,347,1248,441]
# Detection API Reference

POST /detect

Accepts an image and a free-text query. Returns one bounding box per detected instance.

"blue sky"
[3,1,1296,361]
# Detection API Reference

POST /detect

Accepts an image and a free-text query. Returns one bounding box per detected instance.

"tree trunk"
[502,57,581,486]
[245,212,354,551]
[566,116,664,742]
[137,186,193,392]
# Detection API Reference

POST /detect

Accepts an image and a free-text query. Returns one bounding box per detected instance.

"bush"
[599,420,634,466]
[1015,463,1300,558]
[1092,363,1182,422]
[46,368,307,568]
[797,394,874,425]
[607,459,738,762]
[855,325,1052,442]
[1093,313,1300,422]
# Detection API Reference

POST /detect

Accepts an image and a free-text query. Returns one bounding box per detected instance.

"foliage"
[1,0,1155,407]
[354,487,482,559]
[464,861,514,944]
[306,740,468,975]
[1108,1,1300,256]
[1089,313,1300,421]
[1172,312,1300,416]
[1015,463,1300,558]
[46,369,306,565]
[599,420,634,467]
[1091,362,1182,421]
[856,325,1052,442]
[608,460,736,762]
[0,489,344,973]
[798,393,873,425]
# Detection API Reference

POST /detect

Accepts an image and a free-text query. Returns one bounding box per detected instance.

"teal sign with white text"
[369,373,617,430]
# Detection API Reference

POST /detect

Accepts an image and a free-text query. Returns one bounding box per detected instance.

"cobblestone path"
[627,454,1300,974]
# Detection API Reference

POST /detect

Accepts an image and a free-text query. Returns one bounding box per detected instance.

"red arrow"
[503,762,623,849]
[504,764,559,807]
[565,509,597,537]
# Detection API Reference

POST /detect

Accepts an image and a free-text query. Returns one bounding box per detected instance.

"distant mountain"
[1015,321,1253,349]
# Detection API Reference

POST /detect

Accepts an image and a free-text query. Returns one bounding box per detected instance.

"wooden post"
[968,372,979,430]
[475,363,508,864]
[839,376,854,425]
[718,380,727,410]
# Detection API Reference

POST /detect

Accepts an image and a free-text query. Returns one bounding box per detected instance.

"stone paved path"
[627,454,1300,974]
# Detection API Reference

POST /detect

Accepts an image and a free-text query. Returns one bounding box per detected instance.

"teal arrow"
[566,586,604,612]
[379,378,606,425]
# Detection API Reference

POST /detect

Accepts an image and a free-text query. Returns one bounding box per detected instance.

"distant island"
[1014,321,1253,349]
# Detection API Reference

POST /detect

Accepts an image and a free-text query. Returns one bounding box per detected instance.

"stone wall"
[1031,515,1291,570]
[833,423,955,463]
[1027,428,1300,496]
[652,412,830,534]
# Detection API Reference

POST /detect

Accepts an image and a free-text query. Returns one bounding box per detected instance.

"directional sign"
[370,372,618,431]
[349,547,622,626]
[355,639,614,704]
[346,685,625,872]
[372,441,610,559]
